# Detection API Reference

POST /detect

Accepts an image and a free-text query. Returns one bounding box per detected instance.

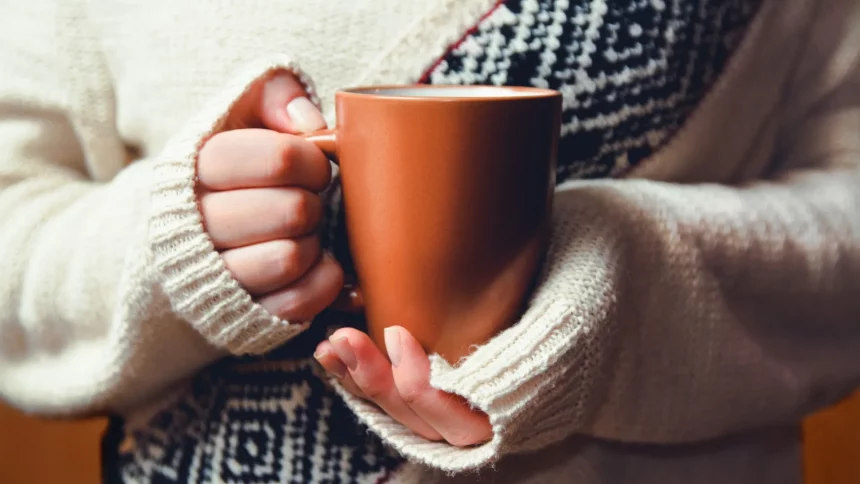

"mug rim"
[336,84,561,101]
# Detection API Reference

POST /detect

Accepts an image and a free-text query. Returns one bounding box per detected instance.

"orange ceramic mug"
[304,85,561,362]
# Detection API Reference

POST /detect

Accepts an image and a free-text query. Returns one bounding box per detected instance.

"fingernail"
[330,337,358,370]
[313,349,347,379]
[384,327,402,367]
[286,97,326,133]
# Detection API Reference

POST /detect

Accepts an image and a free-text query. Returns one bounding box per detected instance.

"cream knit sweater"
[1,0,859,483]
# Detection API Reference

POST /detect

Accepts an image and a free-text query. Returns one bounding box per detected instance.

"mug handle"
[302,128,338,160]
[301,128,366,314]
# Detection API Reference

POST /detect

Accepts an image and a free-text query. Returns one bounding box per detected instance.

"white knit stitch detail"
[430,0,761,180]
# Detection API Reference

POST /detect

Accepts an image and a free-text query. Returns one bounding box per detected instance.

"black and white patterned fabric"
[104,319,403,484]
[104,1,760,482]
[425,0,761,181]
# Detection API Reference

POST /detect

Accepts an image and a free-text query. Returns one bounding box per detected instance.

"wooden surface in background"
[803,392,860,484]
[0,394,858,483]
[0,404,104,484]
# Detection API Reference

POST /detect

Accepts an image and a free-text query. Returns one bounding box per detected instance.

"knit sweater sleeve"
[0,1,316,416]
[335,3,860,473]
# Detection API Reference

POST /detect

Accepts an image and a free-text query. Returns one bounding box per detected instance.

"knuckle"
[303,236,323,262]
[274,285,320,321]
[398,382,431,406]
[360,382,389,401]
[321,257,344,291]
[343,382,367,399]
[267,71,303,96]
[275,251,339,320]
[445,430,480,448]
[309,199,323,227]
[274,292,307,320]
[283,192,307,231]
[270,240,301,277]
[317,153,333,182]
[285,191,321,232]
[330,327,363,344]
[271,137,299,180]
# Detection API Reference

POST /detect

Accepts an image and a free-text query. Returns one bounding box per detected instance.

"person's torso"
[90,1,815,483]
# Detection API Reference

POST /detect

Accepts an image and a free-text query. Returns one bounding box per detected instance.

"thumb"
[257,72,327,133]
[228,71,327,133]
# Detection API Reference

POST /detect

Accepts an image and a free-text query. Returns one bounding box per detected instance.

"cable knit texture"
[1,0,860,483]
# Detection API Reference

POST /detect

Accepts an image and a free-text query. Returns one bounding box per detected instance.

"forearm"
[0,159,225,416]
[0,0,325,416]
[1,54,329,416]
[554,167,860,443]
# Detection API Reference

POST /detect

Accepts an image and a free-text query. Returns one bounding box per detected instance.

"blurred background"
[1,392,858,483]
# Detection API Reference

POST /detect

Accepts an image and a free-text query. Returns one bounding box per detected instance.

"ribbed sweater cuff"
[334,297,600,473]
[149,56,321,355]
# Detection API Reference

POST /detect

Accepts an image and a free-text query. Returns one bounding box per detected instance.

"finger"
[256,72,326,133]
[221,236,320,296]
[258,252,344,321]
[314,340,366,398]
[200,188,322,249]
[328,328,442,441]
[386,326,493,447]
[198,129,331,191]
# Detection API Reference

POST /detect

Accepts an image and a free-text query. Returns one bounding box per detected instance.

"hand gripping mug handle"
[302,129,365,314]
